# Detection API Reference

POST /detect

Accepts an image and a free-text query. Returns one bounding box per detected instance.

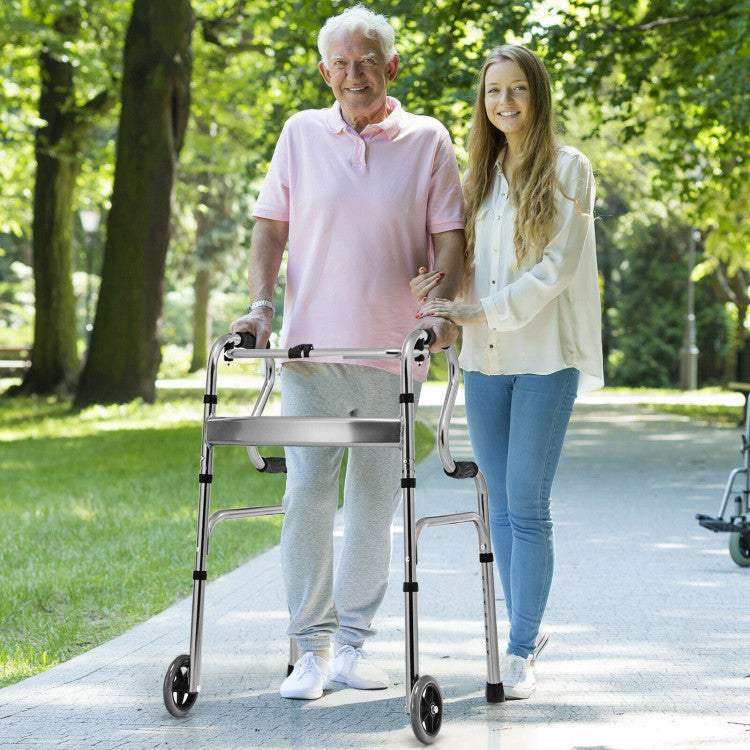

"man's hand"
[417,315,458,352]
[229,308,273,348]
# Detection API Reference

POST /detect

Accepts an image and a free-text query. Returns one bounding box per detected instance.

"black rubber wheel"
[163,654,198,717]
[729,531,750,567]
[409,675,443,744]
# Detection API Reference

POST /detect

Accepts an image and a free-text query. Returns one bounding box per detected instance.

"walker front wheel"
[409,675,443,744]
[163,654,198,717]
[729,531,750,567]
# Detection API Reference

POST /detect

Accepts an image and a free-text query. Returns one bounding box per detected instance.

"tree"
[75,0,195,406]
[539,3,750,264]
[536,1,749,383]
[2,3,120,395]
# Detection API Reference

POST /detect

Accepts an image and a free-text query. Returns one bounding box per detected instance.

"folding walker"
[162,328,504,743]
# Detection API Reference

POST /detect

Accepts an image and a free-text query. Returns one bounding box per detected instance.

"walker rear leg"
[287,639,298,675]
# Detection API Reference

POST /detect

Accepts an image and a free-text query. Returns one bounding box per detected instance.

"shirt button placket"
[348,132,366,168]
[356,140,366,167]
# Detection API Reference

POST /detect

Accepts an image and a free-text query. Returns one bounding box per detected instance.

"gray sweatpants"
[280,362,421,653]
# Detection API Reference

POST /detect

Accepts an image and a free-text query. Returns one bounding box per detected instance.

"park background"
[1,0,748,688]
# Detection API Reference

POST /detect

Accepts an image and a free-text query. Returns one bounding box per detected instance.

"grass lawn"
[0,384,434,688]
[641,402,744,426]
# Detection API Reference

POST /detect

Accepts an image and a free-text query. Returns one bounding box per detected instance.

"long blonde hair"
[463,46,559,269]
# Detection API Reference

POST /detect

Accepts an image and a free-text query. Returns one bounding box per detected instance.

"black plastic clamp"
[288,343,314,359]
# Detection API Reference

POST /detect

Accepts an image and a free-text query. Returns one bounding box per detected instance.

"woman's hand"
[416,298,487,327]
[410,267,444,302]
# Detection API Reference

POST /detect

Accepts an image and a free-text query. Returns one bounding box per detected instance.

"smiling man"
[318,22,397,132]
[230,5,465,701]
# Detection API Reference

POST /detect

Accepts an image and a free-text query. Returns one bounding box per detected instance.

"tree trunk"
[75,0,195,407]
[189,266,211,372]
[20,50,84,395]
[13,11,116,398]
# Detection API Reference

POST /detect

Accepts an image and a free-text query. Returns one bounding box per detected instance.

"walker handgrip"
[236,332,257,349]
[445,460,479,479]
[414,329,436,362]
[418,329,437,349]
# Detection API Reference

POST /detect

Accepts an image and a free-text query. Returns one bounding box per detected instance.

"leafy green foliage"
[1,0,747,389]
[606,217,727,387]
[540,1,749,264]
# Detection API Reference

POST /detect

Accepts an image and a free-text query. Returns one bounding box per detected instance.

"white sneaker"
[279,652,329,700]
[500,633,548,678]
[533,632,549,664]
[502,654,536,699]
[329,645,389,690]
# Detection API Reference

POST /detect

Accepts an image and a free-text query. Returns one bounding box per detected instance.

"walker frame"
[162,329,503,743]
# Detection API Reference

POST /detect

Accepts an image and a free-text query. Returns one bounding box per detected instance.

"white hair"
[317,4,397,64]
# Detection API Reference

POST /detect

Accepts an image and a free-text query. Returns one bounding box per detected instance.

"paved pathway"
[1,393,749,749]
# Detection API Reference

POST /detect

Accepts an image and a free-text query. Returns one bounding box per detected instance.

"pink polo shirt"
[252,97,464,379]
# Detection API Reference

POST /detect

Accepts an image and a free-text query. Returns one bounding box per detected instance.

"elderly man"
[230,4,464,700]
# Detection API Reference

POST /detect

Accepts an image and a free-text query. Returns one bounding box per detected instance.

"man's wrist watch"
[246,299,275,315]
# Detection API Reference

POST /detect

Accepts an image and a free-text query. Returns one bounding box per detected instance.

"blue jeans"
[463,368,579,659]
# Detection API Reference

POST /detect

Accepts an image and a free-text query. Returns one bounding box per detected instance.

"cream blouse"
[459,144,604,393]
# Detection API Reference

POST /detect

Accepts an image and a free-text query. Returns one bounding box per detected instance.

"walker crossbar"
[206,415,402,447]
[226,345,405,361]
[162,329,503,743]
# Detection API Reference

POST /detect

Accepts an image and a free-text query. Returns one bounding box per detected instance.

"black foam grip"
[236,332,257,349]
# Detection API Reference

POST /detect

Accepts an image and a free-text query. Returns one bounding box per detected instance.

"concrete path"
[1,392,749,749]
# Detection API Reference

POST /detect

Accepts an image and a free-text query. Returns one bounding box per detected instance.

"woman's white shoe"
[502,654,536,699]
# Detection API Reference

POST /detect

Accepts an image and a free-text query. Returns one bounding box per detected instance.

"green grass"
[592,386,745,427]
[643,402,743,426]
[0,387,434,687]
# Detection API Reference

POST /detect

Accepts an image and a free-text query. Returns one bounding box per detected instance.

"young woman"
[414,45,604,699]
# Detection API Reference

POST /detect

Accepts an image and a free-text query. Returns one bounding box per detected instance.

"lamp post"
[79,208,101,334]
[680,228,699,391]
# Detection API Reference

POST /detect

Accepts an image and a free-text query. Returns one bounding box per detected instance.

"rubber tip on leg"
[486,681,505,703]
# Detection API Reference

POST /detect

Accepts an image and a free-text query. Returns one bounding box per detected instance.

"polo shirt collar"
[326,96,403,139]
